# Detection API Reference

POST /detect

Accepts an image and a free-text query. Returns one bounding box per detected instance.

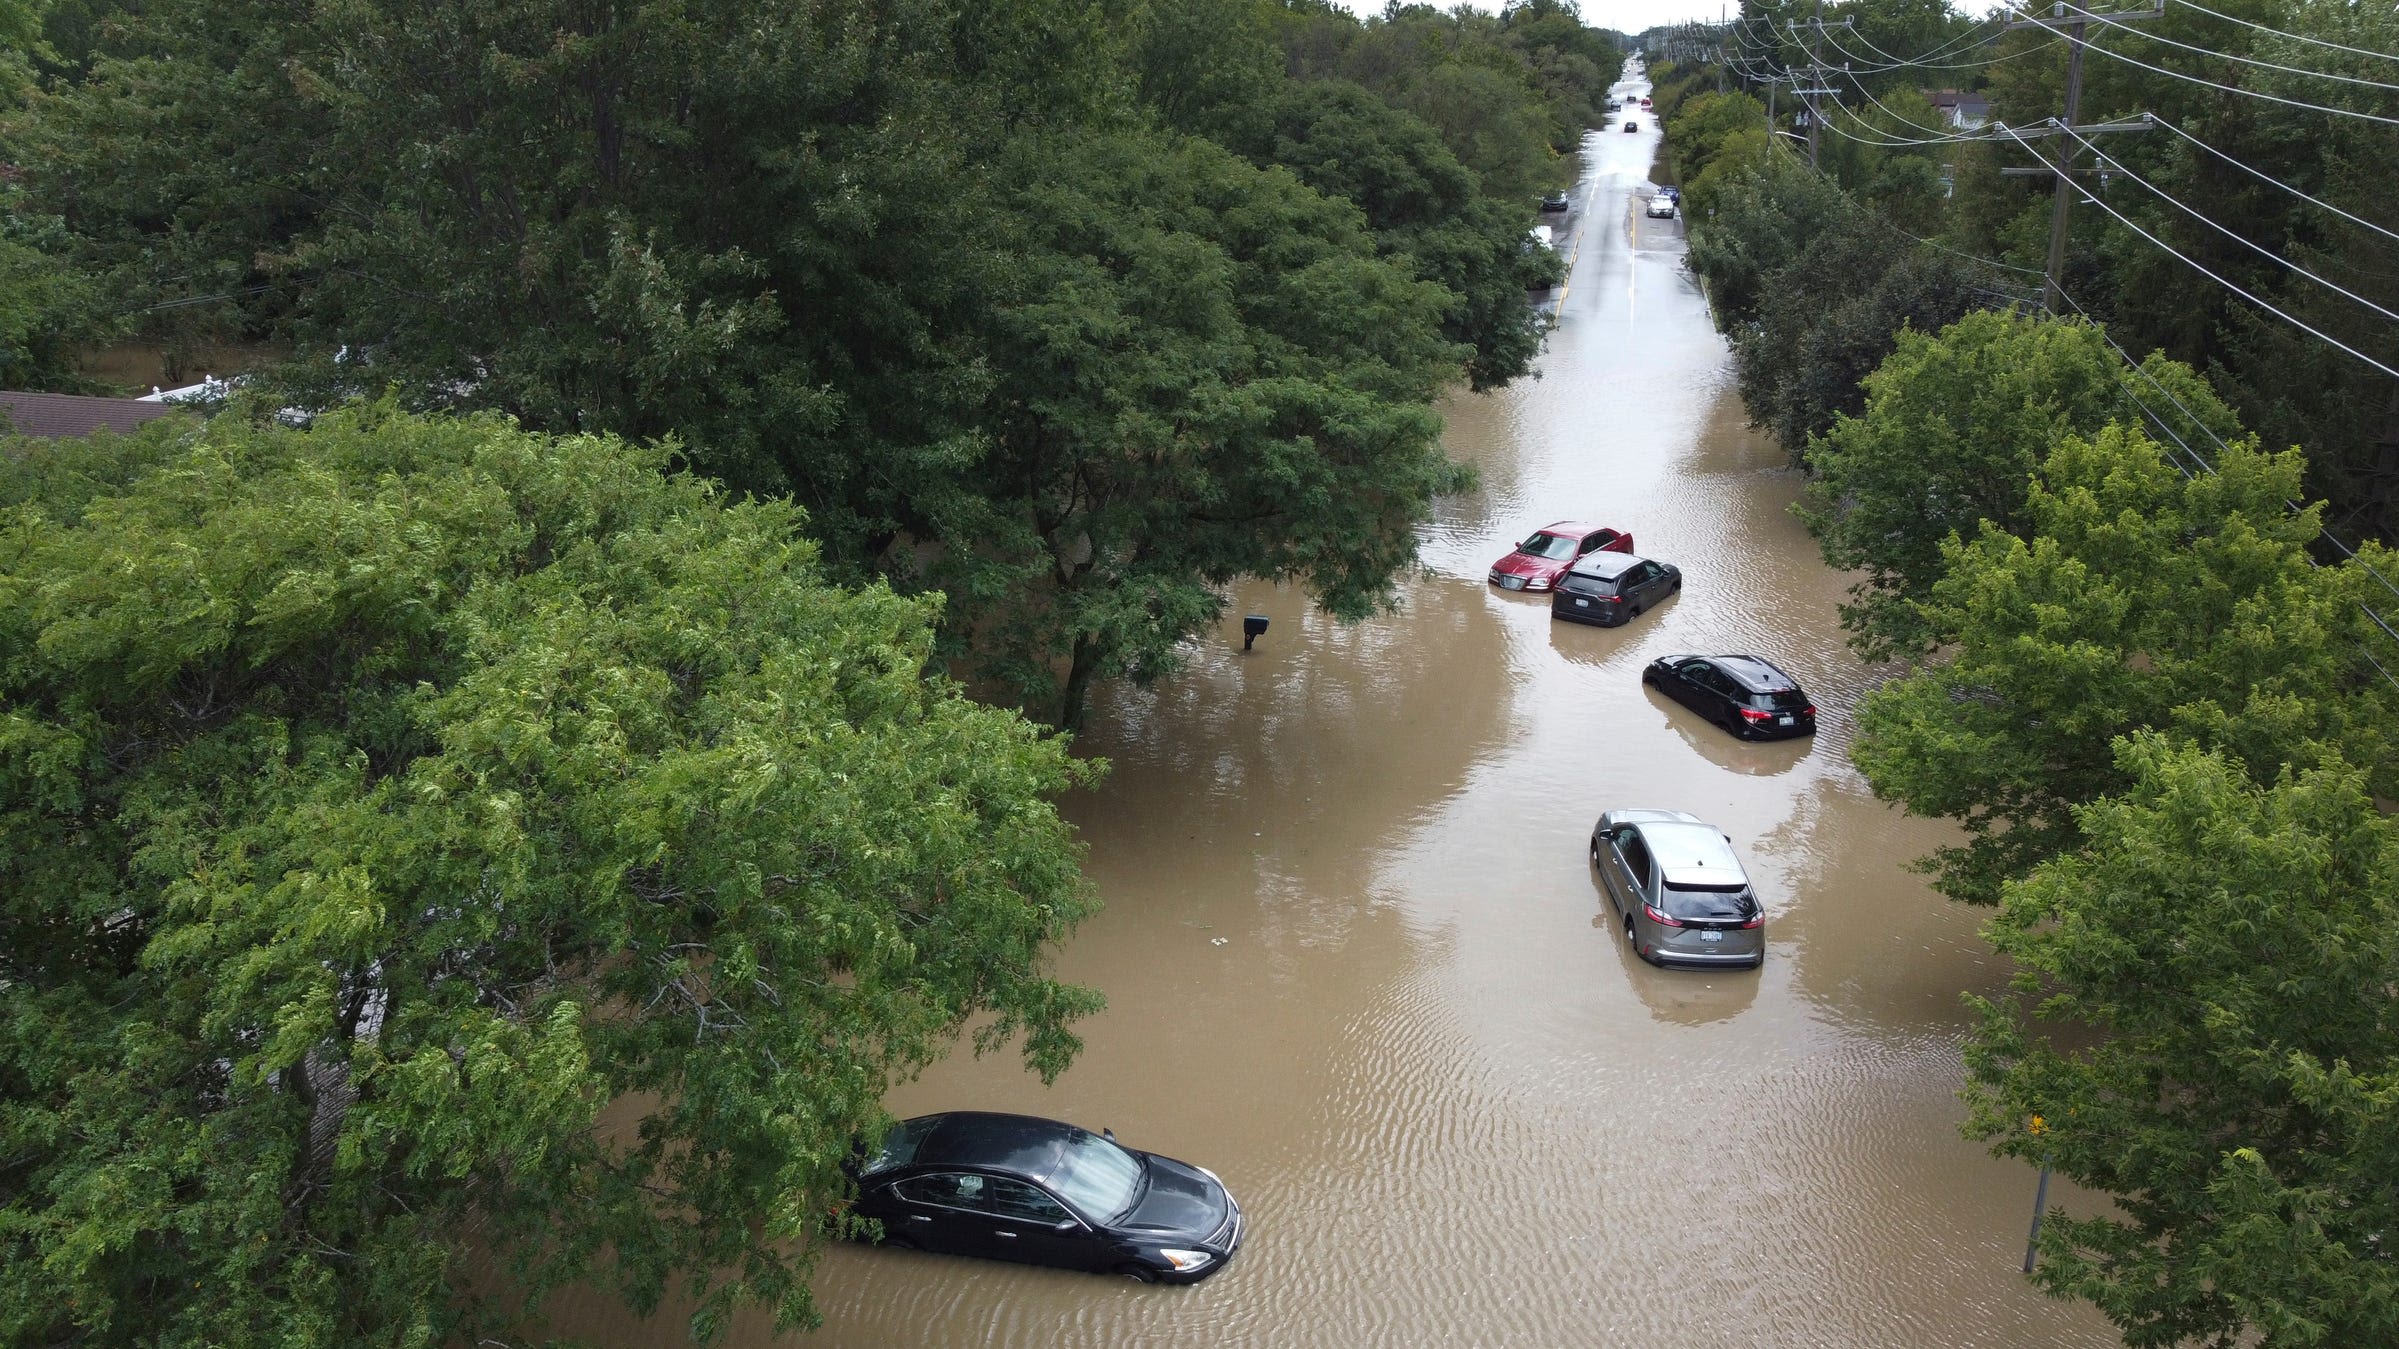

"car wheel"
[1671,576,1681,591]
[1628,602,1642,618]
[1116,1263,1160,1284]
[882,1234,922,1252]
[1625,914,1648,963]
[1590,837,1601,867]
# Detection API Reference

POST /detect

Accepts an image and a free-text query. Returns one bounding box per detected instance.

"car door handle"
[994,1231,1019,1240]
[908,1214,933,1223]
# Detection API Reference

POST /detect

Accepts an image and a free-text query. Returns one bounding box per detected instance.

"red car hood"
[1491,552,1567,581]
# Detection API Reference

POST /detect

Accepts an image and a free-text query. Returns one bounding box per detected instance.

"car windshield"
[1662,884,1757,920]
[1517,532,1578,561]
[1049,1131,1145,1220]
[860,1117,938,1176]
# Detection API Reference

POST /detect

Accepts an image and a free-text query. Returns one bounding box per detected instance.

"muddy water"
[549,115,2117,1347]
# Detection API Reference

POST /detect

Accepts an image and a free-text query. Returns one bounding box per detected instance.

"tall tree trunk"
[1059,631,1100,733]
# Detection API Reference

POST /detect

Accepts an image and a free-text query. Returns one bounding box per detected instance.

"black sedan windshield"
[1051,1132,1145,1219]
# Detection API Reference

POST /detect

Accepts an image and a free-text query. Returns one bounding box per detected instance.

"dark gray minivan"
[1590,809,1765,968]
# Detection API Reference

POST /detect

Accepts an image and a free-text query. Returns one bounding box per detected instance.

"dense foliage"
[1698,0,2399,542]
[1965,737,2399,1347]
[0,407,1102,1344]
[1851,418,2398,904]
[1799,309,2239,660]
[1,0,1624,728]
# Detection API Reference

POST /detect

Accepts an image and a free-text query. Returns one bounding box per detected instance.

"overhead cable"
[2070,26,2399,126]
[2053,0,2399,94]
[1997,122,2399,380]
[2165,0,2399,66]
[2057,122,2399,326]
[2151,115,2399,248]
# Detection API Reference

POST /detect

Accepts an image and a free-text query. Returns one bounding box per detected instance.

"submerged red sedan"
[1488,522,1634,593]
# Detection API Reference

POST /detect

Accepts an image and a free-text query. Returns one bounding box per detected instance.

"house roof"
[0,390,184,440]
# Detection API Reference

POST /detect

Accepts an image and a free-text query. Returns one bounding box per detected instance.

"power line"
[2151,115,2399,249]
[2165,0,2399,67]
[2056,121,2399,327]
[2053,0,2399,94]
[1997,121,2399,381]
[2073,24,2399,126]
[2047,282,2399,693]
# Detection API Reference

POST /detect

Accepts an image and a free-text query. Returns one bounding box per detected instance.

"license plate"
[1500,576,1523,591]
[1699,930,1723,942]
[1777,715,1793,725]
[1573,598,1588,607]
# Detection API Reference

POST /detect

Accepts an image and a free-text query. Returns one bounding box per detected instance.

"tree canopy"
[1851,418,2398,904]
[1964,735,2399,1347]
[0,406,1101,1344]
[1798,310,2240,659]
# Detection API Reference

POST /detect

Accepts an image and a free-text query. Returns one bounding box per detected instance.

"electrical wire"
[2150,115,2399,249]
[2056,121,2399,326]
[2052,0,2399,94]
[2051,281,2399,671]
[2165,0,2399,67]
[2070,24,2399,126]
[1998,122,2399,380]
[1837,16,2010,68]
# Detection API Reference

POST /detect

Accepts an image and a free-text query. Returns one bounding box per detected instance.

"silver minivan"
[1589,809,1766,968]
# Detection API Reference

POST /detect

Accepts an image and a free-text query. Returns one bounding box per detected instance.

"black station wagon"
[1643,653,1816,739]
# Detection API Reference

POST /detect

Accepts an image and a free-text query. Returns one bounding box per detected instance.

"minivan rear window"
[1661,885,1758,920]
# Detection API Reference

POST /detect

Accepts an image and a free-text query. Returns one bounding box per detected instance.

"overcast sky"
[1327,0,1736,40]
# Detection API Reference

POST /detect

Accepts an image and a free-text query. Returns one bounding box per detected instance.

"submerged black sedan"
[1643,653,1817,739]
[849,1112,1244,1283]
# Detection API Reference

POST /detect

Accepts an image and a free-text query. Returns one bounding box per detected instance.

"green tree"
[0,406,1101,1345]
[1964,735,2399,1347]
[0,191,110,391]
[1851,420,2398,904]
[1798,310,2239,659]
[1198,78,1558,390]
[1732,217,1990,464]
[1682,150,1852,326]
[927,128,1469,728]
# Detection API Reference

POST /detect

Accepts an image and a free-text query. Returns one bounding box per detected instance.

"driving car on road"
[1642,653,1817,739]
[1540,189,1570,212]
[1624,120,1639,132]
[851,1112,1244,1284]
[1590,809,1766,969]
[1552,552,1679,626]
[1646,197,1676,219]
[1489,522,1634,593]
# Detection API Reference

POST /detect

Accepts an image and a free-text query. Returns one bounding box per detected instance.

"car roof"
[1632,821,1749,888]
[1532,520,1609,538]
[1600,808,1704,830]
[1567,550,1646,578]
[1662,653,1801,692]
[913,1111,1089,1182]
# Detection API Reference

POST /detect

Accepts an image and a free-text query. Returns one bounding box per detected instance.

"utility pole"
[2002,2,2162,312]
[1791,16,1851,171]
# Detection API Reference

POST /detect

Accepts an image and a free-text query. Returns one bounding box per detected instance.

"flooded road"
[554,81,2117,1349]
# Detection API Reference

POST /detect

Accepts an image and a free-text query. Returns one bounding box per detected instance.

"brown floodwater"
[546,107,2117,1349]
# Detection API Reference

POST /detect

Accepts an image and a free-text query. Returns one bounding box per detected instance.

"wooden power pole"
[2001,2,2161,312]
